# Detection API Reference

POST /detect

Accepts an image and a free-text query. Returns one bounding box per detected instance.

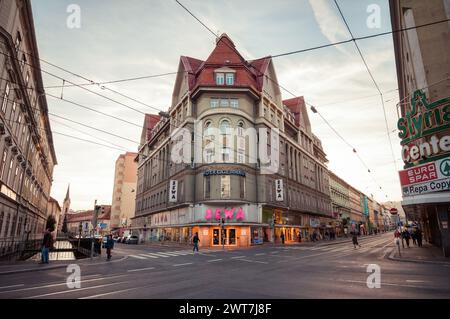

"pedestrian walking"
[297,231,302,243]
[40,228,53,264]
[352,232,361,249]
[192,232,200,253]
[402,229,410,248]
[105,234,114,260]
[412,229,417,246]
[417,228,423,247]
[280,232,285,244]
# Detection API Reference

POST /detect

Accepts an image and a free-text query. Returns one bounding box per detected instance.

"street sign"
[402,177,450,196]
[390,208,398,215]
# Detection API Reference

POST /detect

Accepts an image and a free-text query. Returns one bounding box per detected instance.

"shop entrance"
[212,228,237,246]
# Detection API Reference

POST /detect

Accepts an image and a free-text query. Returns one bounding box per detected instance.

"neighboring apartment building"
[66,205,111,236]
[0,0,57,256]
[390,0,450,256]
[110,152,137,235]
[329,171,351,236]
[132,34,332,248]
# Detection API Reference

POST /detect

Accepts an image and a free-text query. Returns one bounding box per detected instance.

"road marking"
[0,274,128,295]
[239,259,268,264]
[127,267,155,273]
[24,282,126,299]
[139,254,158,258]
[406,280,427,283]
[147,253,170,258]
[231,256,245,259]
[255,253,266,256]
[207,259,222,263]
[0,284,24,290]
[169,251,191,255]
[173,263,193,267]
[156,252,179,257]
[79,286,138,299]
[270,251,279,254]
[339,279,425,289]
[130,255,147,260]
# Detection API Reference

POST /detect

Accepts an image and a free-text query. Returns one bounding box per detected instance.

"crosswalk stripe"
[139,254,158,258]
[130,255,147,260]
[156,252,180,256]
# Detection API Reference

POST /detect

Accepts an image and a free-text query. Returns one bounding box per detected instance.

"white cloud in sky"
[308,0,350,53]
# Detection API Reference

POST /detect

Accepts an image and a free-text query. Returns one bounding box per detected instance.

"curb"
[387,247,450,265]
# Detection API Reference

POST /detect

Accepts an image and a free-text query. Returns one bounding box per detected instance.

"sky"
[30,0,403,210]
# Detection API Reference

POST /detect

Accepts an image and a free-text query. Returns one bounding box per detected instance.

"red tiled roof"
[283,97,305,127]
[144,114,161,141]
[66,206,111,223]
[178,34,271,94]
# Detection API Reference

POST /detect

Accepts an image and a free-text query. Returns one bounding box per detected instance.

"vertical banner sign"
[169,180,178,203]
[275,179,284,201]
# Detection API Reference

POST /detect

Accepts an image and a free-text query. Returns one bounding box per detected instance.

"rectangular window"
[230,98,239,108]
[0,151,7,180]
[237,149,245,164]
[2,83,10,113]
[204,176,211,199]
[210,98,219,108]
[226,73,234,85]
[206,148,214,163]
[220,99,229,107]
[222,147,231,162]
[240,176,245,199]
[216,73,224,85]
[221,175,230,199]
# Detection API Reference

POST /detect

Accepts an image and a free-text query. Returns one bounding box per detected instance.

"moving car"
[125,235,139,245]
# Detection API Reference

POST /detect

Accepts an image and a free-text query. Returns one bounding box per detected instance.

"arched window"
[219,119,230,135]
[219,120,231,162]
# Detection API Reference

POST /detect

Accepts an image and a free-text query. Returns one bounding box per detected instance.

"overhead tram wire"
[44,71,182,89]
[174,0,392,200]
[333,0,399,173]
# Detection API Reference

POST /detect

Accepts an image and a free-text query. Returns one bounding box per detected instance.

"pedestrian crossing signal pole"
[221,218,225,250]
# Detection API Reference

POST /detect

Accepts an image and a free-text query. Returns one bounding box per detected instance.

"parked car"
[125,235,139,245]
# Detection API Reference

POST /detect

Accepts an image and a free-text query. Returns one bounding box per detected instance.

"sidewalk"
[0,254,128,276]
[388,242,450,264]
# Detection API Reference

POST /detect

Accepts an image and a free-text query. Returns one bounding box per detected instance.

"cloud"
[308,0,350,53]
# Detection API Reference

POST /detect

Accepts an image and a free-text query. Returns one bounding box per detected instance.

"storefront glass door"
[212,228,236,246]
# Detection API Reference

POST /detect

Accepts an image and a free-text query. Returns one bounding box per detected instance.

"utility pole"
[221,218,225,250]
[90,200,98,260]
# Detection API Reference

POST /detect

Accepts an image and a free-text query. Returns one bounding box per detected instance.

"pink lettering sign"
[236,207,244,220]
[214,209,221,220]
[224,208,235,219]
[205,208,212,220]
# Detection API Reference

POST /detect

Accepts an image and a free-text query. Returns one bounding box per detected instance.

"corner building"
[133,34,332,247]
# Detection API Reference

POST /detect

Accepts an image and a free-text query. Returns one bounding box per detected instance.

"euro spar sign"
[399,162,438,186]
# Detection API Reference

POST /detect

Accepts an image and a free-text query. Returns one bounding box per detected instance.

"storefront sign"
[310,218,320,227]
[169,180,178,202]
[397,90,450,166]
[203,169,246,177]
[275,179,284,201]
[399,157,450,186]
[363,196,369,216]
[205,207,245,221]
[402,177,450,196]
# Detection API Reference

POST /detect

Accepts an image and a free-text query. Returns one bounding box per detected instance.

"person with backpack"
[40,228,53,264]
[192,232,200,253]
[105,234,115,260]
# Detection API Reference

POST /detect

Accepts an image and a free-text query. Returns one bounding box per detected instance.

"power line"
[52,131,129,152]
[50,118,130,151]
[44,71,182,89]
[333,0,399,174]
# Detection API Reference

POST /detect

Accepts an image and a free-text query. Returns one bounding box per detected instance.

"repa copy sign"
[402,177,450,196]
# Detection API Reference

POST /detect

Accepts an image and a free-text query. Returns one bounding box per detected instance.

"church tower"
[59,184,71,232]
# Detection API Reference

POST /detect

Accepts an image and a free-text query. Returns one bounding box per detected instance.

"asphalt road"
[1,232,450,299]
